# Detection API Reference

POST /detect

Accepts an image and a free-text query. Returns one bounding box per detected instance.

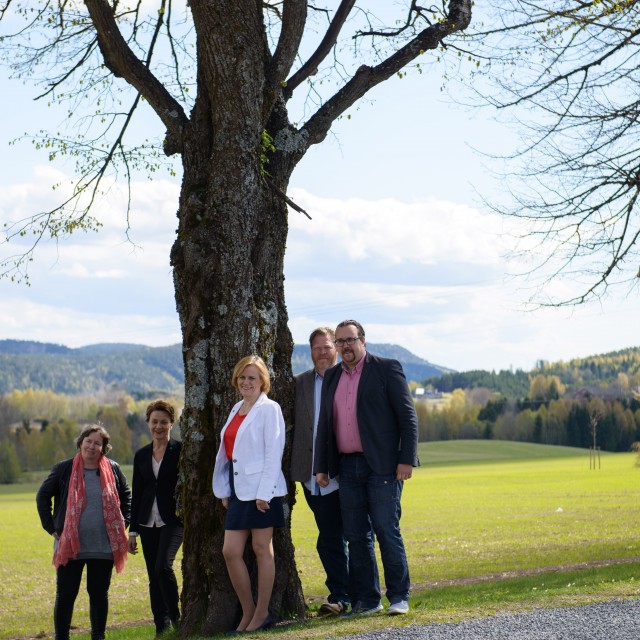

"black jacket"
[130,439,182,533]
[314,352,419,478]
[36,456,131,536]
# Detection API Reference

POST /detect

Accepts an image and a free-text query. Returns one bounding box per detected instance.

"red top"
[224,412,246,460]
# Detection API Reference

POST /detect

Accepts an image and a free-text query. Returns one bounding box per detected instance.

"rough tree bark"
[167,5,304,632]
[0,1,473,635]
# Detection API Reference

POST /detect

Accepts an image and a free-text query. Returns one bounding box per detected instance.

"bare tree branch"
[465,0,640,305]
[267,0,307,90]
[300,0,471,149]
[283,0,355,99]
[83,0,188,154]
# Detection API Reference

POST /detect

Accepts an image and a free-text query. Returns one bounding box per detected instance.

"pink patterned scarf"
[54,453,128,573]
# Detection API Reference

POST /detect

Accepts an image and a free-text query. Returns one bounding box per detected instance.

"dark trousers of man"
[302,484,352,606]
[54,558,113,640]
[139,523,184,634]
[338,453,410,607]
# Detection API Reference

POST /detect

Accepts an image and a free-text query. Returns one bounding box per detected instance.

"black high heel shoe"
[252,614,272,632]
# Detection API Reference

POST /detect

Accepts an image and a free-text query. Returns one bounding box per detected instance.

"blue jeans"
[339,454,410,605]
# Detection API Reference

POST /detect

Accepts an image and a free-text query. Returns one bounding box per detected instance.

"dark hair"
[336,319,365,337]
[231,355,271,395]
[76,424,112,455]
[146,399,176,423]
[308,327,335,345]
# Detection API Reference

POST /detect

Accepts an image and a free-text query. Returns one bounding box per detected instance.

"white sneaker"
[387,600,409,615]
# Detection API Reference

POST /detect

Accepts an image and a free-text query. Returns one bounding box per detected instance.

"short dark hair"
[308,327,335,346]
[76,424,112,455]
[335,319,365,337]
[146,399,176,423]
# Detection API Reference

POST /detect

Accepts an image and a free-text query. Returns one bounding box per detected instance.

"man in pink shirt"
[314,320,418,616]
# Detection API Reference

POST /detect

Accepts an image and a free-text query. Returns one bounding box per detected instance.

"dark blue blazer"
[313,352,419,478]
[130,439,182,533]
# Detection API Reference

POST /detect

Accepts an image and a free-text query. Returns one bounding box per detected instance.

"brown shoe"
[319,601,346,616]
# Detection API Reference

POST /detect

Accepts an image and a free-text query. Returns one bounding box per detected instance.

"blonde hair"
[231,355,271,395]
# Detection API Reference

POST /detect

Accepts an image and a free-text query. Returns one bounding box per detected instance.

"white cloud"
[0,296,180,347]
[288,188,504,268]
[0,175,637,373]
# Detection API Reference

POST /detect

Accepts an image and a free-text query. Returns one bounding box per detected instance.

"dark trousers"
[54,558,113,640]
[302,485,351,605]
[302,484,379,606]
[139,524,183,633]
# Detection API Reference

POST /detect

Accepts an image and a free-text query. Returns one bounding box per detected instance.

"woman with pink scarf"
[37,424,131,640]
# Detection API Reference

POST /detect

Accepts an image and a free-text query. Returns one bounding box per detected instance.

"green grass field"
[1,441,639,639]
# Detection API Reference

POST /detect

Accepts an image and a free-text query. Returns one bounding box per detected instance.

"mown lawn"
[1,441,638,639]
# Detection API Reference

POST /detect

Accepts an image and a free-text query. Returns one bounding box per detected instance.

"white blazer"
[212,393,287,502]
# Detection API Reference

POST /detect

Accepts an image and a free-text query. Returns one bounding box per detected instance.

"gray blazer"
[290,368,316,482]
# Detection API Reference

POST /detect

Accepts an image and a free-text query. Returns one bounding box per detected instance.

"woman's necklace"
[240,399,256,415]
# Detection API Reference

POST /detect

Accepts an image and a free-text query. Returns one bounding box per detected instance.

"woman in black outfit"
[128,400,183,636]
[36,424,130,640]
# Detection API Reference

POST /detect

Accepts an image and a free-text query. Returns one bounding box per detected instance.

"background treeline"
[0,389,183,484]
[0,340,449,395]
[416,361,640,455]
[2,342,640,484]
[0,342,185,396]
[424,347,640,395]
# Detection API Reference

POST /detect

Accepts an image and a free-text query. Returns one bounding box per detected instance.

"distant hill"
[0,342,185,396]
[0,339,72,355]
[424,346,640,398]
[292,342,451,381]
[0,339,451,395]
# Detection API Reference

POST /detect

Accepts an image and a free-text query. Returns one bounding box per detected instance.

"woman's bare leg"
[222,529,255,631]
[245,528,274,631]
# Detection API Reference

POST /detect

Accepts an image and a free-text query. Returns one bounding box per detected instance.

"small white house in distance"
[413,387,443,400]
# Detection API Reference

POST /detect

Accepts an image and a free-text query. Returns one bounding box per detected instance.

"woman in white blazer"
[212,355,286,633]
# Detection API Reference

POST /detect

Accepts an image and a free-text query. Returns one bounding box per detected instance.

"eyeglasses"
[334,336,363,347]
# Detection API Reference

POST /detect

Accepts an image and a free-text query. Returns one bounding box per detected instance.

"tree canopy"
[466,0,640,305]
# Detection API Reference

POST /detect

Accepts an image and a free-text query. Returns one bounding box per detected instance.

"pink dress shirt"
[332,353,366,454]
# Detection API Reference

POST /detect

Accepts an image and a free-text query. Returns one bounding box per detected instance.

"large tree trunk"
[169,4,305,635]
[171,137,305,636]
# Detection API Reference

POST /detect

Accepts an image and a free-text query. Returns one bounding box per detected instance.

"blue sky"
[0,8,637,373]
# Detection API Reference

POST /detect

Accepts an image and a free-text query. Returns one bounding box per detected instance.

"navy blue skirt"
[225,462,285,531]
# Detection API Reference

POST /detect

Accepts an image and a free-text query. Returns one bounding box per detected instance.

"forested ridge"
[425,347,640,396]
[418,347,640,457]
[0,340,449,394]
[2,340,639,484]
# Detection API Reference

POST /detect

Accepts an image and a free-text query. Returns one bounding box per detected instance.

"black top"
[130,439,182,533]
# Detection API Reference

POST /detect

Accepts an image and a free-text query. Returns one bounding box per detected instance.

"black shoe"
[342,601,383,617]
[252,614,272,632]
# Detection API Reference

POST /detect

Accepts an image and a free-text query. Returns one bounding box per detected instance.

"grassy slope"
[418,439,591,465]
[2,442,639,639]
